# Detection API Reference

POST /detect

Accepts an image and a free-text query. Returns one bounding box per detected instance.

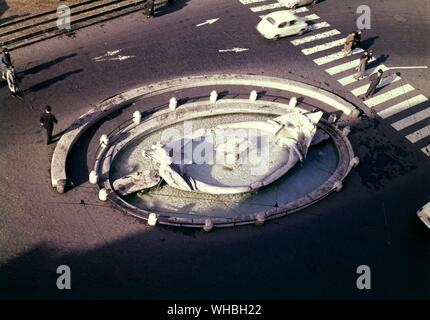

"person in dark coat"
[353,30,362,49]
[1,47,12,80]
[363,69,384,100]
[40,105,58,145]
[144,0,155,18]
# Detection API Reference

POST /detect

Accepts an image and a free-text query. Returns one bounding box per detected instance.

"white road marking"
[351,74,401,96]
[93,50,121,60]
[250,2,283,12]
[313,48,363,65]
[93,50,135,62]
[292,7,310,14]
[325,57,373,75]
[218,47,249,53]
[378,95,429,119]
[260,6,310,18]
[241,0,429,153]
[338,65,388,86]
[304,14,320,21]
[386,66,428,70]
[307,21,330,31]
[302,38,345,55]
[364,84,415,108]
[95,55,135,62]
[391,108,430,131]
[107,50,120,56]
[116,55,135,61]
[240,0,266,4]
[405,125,430,143]
[291,29,340,46]
[421,146,430,157]
[259,8,310,19]
[196,18,219,27]
[261,12,317,20]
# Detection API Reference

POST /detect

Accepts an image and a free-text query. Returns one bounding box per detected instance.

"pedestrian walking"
[40,105,58,145]
[363,69,384,100]
[342,32,355,56]
[5,65,21,98]
[144,0,155,18]
[1,47,12,80]
[353,50,372,80]
[353,30,362,49]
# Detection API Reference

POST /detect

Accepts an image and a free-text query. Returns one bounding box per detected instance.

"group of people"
[342,31,384,100]
[1,47,21,98]
[1,47,57,144]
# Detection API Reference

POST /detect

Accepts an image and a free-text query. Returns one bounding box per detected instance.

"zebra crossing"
[238,0,430,156]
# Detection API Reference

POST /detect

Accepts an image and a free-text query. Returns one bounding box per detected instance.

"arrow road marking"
[218,47,249,53]
[196,18,219,27]
[93,50,135,62]
[95,55,136,62]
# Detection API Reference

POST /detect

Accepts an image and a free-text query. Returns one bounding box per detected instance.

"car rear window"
[266,17,276,25]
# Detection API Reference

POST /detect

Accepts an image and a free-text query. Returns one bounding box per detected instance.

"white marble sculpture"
[113,109,324,195]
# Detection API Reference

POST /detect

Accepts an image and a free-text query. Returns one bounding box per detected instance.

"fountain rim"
[93,99,356,228]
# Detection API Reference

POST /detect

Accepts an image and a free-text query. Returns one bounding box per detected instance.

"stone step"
[2,0,166,50]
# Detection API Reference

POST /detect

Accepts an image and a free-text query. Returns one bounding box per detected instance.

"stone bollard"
[351,156,360,167]
[350,108,360,119]
[210,90,218,104]
[255,213,265,226]
[98,188,108,201]
[133,111,142,124]
[342,126,351,136]
[203,219,213,232]
[289,97,297,108]
[169,97,178,110]
[100,134,109,147]
[56,179,68,194]
[333,181,343,192]
[249,90,258,103]
[148,213,158,226]
[89,170,98,184]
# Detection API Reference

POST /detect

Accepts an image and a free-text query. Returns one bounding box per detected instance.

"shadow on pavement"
[25,69,83,92]
[1,211,429,300]
[65,119,106,188]
[368,54,389,69]
[65,102,137,188]
[360,36,379,50]
[19,53,78,76]
[350,116,420,190]
[154,0,191,18]
[0,0,8,21]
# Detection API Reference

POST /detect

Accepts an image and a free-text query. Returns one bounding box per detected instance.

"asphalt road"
[0,0,429,299]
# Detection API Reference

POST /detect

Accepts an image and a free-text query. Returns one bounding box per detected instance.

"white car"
[417,202,430,229]
[257,11,308,40]
[278,0,318,10]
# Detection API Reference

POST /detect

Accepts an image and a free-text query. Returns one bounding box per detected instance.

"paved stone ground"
[0,0,83,19]
[0,0,429,299]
